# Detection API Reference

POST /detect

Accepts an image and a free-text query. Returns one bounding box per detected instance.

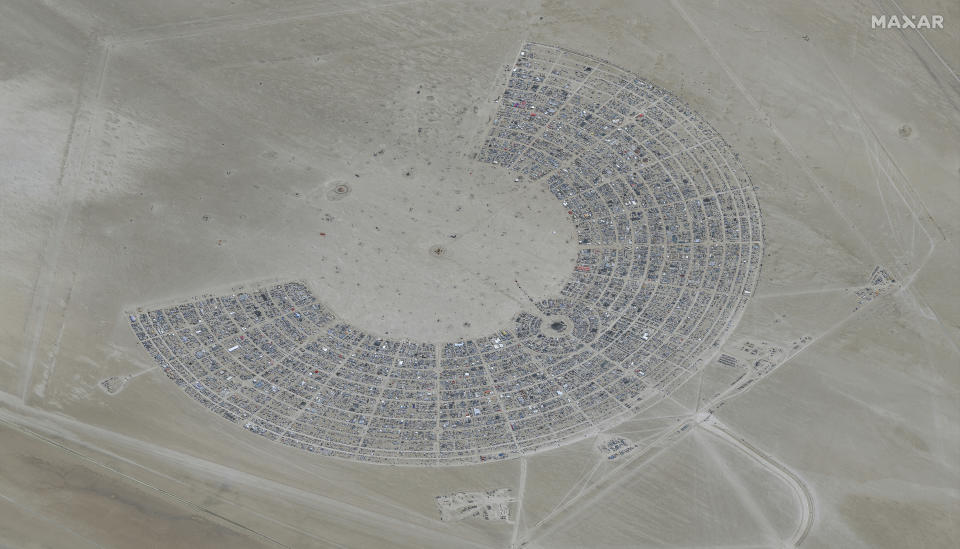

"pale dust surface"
[1,0,958,547]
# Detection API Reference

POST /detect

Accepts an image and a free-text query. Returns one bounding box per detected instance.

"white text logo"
[872,15,944,29]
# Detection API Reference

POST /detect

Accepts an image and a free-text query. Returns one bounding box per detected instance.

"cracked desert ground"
[1,1,958,548]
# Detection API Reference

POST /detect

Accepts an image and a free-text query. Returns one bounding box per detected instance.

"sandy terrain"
[1,0,957,547]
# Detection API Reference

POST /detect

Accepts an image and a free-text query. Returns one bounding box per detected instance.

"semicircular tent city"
[128,43,763,466]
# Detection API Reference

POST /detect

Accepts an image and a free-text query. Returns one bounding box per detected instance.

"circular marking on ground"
[326,180,351,200]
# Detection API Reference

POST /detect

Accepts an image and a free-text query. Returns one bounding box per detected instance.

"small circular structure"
[539,315,573,338]
[326,180,352,200]
[429,245,446,257]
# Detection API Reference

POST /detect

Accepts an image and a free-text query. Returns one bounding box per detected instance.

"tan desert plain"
[2,0,958,547]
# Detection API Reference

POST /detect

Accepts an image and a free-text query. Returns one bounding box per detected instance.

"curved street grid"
[128,43,763,465]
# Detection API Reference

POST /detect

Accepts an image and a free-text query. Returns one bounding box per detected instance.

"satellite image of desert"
[1,1,957,548]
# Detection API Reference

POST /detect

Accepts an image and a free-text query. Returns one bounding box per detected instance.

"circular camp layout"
[128,43,763,465]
